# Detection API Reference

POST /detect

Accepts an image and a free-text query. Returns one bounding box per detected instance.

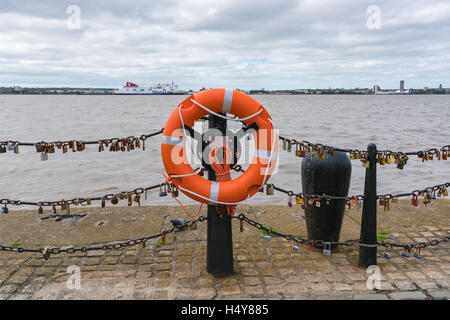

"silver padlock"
[40,152,48,161]
[322,242,331,256]
[292,245,300,252]
[263,235,272,241]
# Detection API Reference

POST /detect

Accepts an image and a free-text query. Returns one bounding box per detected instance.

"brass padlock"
[133,194,141,206]
[266,184,274,195]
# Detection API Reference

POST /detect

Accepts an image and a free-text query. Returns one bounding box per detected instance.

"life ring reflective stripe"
[161,88,278,204]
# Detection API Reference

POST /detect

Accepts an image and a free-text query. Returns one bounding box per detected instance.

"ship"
[114,82,185,95]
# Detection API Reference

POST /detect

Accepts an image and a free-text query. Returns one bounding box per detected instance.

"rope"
[156,171,203,218]
[209,143,236,217]
[190,98,263,122]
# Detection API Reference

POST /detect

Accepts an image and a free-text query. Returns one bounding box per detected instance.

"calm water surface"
[0,94,449,208]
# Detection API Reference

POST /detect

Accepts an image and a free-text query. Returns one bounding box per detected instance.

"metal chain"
[0,182,168,214]
[234,213,450,250]
[262,182,449,211]
[0,215,207,259]
[278,135,449,169]
[0,129,163,156]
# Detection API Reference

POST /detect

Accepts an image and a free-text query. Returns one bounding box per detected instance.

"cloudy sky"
[0,0,449,90]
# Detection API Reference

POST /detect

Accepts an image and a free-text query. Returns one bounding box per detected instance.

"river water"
[0,94,449,208]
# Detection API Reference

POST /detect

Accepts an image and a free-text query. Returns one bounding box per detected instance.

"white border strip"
[161,135,183,146]
[256,149,278,160]
[209,181,220,204]
[222,89,233,113]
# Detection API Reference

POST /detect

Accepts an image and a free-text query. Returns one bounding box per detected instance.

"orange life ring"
[161,88,278,204]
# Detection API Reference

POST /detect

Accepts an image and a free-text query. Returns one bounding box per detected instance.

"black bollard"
[301,149,352,251]
[206,114,234,277]
[359,143,377,267]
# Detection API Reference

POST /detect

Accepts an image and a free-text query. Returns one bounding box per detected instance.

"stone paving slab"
[0,202,449,300]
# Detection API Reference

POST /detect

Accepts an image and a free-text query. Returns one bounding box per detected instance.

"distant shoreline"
[1,92,449,96]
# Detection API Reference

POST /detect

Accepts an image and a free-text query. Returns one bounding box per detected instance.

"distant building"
[439,84,443,89]
[400,80,405,91]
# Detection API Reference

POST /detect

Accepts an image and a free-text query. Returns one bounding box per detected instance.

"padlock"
[322,243,331,256]
[413,247,422,259]
[287,139,292,153]
[295,195,303,204]
[287,195,293,207]
[189,222,198,231]
[40,152,48,161]
[111,196,118,205]
[295,143,301,157]
[159,184,168,197]
[0,145,6,153]
[171,185,179,197]
[263,235,272,241]
[423,192,431,206]
[383,200,390,212]
[239,219,244,232]
[42,247,51,260]
[266,184,274,196]
[402,249,410,258]
[1,205,8,214]
[292,245,300,252]
[384,245,392,259]
[128,193,132,206]
[411,195,419,207]
[133,194,141,206]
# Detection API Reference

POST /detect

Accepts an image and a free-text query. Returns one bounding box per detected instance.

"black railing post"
[206,114,234,276]
[359,143,377,267]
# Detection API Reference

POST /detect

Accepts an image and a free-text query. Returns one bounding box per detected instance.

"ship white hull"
[114,81,184,95]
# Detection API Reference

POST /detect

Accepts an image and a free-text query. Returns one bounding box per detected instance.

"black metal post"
[359,143,377,267]
[206,114,234,276]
